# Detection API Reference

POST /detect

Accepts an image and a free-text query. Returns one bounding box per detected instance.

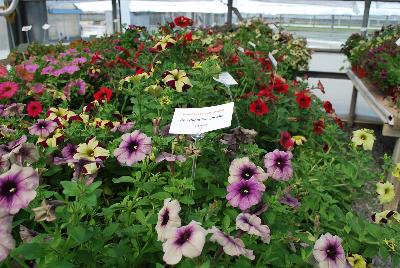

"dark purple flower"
[228,157,267,183]
[29,119,58,138]
[114,130,152,166]
[264,149,293,181]
[62,144,77,160]
[226,178,265,211]
[9,143,39,165]
[0,135,27,160]
[280,193,300,208]
[313,233,346,268]
[0,164,39,214]
[156,152,186,163]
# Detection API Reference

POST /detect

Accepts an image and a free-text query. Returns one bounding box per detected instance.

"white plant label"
[360,27,367,32]
[396,38,400,46]
[237,46,245,53]
[268,52,278,68]
[22,25,32,32]
[268,24,279,33]
[169,102,234,135]
[213,72,238,86]
[42,24,51,30]
[248,41,256,48]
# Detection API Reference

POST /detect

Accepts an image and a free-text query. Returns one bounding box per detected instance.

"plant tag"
[248,41,256,48]
[360,27,367,32]
[268,24,279,33]
[396,38,400,46]
[268,52,278,68]
[22,25,32,32]
[237,46,244,53]
[42,24,51,30]
[169,102,234,135]
[213,72,238,86]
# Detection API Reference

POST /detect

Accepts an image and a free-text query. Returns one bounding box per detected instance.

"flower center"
[86,149,95,157]
[275,157,285,169]
[384,188,390,194]
[240,186,250,196]
[4,86,11,92]
[161,209,170,226]
[326,245,337,260]
[38,122,46,129]
[360,135,366,140]
[0,180,18,199]
[175,228,192,246]
[241,168,254,180]
[128,140,139,153]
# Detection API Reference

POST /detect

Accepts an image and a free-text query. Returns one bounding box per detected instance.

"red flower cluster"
[313,119,325,135]
[93,87,112,102]
[295,90,311,109]
[323,101,334,113]
[249,98,268,116]
[173,16,193,28]
[280,131,294,150]
[26,101,43,118]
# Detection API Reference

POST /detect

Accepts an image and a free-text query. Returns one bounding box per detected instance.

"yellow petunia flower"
[392,163,400,179]
[347,254,367,268]
[74,137,109,161]
[376,181,395,204]
[292,135,307,145]
[351,129,375,150]
[159,96,171,106]
[162,69,192,92]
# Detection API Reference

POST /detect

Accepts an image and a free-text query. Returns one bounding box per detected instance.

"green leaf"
[135,209,147,225]
[222,215,230,230]
[47,260,74,268]
[15,243,47,260]
[199,260,210,268]
[68,225,94,244]
[179,195,195,205]
[112,176,135,184]
[151,192,171,200]
[61,181,80,196]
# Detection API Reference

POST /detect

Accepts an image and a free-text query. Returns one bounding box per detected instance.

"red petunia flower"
[273,79,289,94]
[208,44,224,53]
[280,131,294,150]
[184,32,193,42]
[174,16,193,28]
[313,119,325,135]
[334,116,344,129]
[93,87,112,102]
[295,91,312,109]
[249,98,268,116]
[26,101,43,118]
[231,54,239,65]
[0,65,7,78]
[317,80,325,94]
[323,101,334,113]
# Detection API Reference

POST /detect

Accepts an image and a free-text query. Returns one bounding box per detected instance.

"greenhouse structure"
[0,0,400,267]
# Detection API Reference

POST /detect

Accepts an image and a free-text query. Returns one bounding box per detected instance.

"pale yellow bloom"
[154,35,176,50]
[159,96,171,106]
[376,181,395,204]
[351,129,375,150]
[74,137,109,161]
[392,163,400,179]
[347,254,367,268]
[292,135,307,145]
[37,129,63,148]
[162,69,192,92]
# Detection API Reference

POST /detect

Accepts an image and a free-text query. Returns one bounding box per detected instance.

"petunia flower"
[392,163,400,179]
[292,135,307,146]
[162,221,206,265]
[32,83,46,95]
[0,65,7,78]
[0,231,15,262]
[153,35,176,51]
[279,193,300,208]
[9,143,39,166]
[0,207,13,234]
[264,149,293,181]
[228,157,267,184]
[323,101,334,113]
[37,128,64,148]
[280,131,294,150]
[156,152,186,163]
[226,179,265,211]
[19,225,38,243]
[2,103,25,117]
[351,129,375,150]
[162,69,192,92]
[32,199,64,222]
[221,127,257,157]
[0,164,39,214]
[236,213,270,243]
[0,81,19,99]
[114,130,152,166]
[29,119,58,138]
[347,254,367,268]
[74,137,109,162]
[313,119,325,135]
[93,87,112,102]
[313,233,346,268]
[0,159,10,173]
[26,101,43,118]
[0,135,27,160]
[61,144,77,161]
[295,90,311,109]
[208,226,255,260]
[376,181,395,204]
[156,198,181,242]
[249,98,268,116]
[371,210,400,224]
[173,16,193,27]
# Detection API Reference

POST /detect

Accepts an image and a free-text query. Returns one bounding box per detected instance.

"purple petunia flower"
[2,103,25,117]
[41,66,54,75]
[114,130,152,166]
[236,213,270,243]
[226,178,265,211]
[9,143,39,166]
[32,83,46,94]
[228,157,267,184]
[156,198,181,242]
[313,233,346,268]
[162,221,206,265]
[24,63,38,73]
[280,193,300,209]
[156,152,186,163]
[0,230,15,261]
[111,121,135,133]
[0,164,39,214]
[209,226,255,260]
[64,79,86,98]
[61,65,80,75]
[264,149,293,181]
[62,144,77,160]
[71,57,87,65]
[29,119,58,138]
[0,135,27,160]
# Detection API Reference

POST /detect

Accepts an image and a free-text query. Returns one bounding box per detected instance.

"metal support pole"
[384,138,400,211]
[111,0,117,33]
[361,0,371,37]
[227,0,233,28]
[348,86,358,126]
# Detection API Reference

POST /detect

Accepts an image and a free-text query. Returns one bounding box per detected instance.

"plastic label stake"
[22,25,32,43]
[268,52,278,69]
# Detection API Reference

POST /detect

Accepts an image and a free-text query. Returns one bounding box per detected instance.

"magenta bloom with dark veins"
[28,119,58,138]
[0,164,39,214]
[264,149,293,181]
[313,233,346,268]
[114,130,152,166]
[226,178,265,211]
